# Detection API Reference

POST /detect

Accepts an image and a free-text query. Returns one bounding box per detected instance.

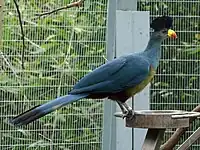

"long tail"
[9,94,88,126]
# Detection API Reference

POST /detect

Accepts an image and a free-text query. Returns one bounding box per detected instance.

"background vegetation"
[0,0,200,150]
[1,0,106,149]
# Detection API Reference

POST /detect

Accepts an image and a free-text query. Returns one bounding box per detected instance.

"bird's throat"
[143,34,163,69]
[145,34,163,50]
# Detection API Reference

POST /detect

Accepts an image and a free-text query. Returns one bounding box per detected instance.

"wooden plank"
[177,127,200,150]
[142,129,165,150]
[125,110,190,128]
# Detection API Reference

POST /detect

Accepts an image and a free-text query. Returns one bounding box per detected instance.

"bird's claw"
[122,110,134,120]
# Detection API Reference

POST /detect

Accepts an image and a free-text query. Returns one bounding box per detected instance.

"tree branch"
[160,104,200,150]
[13,0,25,69]
[35,0,85,17]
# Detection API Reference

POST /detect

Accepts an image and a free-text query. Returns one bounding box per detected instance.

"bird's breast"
[125,66,156,96]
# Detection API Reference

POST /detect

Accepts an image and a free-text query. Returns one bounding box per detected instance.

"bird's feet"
[115,100,135,119]
[122,109,134,120]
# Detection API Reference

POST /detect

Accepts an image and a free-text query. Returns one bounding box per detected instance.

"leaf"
[195,34,200,40]
[154,82,169,87]
[161,92,173,97]
[1,87,20,94]
[17,129,30,136]
[28,140,46,148]
[45,34,56,41]
[24,37,46,54]
[180,41,191,47]
[74,27,83,33]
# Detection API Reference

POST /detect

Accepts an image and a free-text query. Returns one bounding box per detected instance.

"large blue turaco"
[10,16,177,126]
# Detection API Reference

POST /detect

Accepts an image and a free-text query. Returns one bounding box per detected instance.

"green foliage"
[1,0,107,149]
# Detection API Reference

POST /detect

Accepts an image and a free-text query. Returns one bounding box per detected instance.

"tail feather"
[9,94,88,126]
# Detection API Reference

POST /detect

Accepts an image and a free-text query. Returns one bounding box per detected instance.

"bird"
[9,15,177,126]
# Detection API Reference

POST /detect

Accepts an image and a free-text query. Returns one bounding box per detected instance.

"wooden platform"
[115,110,200,150]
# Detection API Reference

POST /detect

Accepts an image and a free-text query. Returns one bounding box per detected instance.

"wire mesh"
[138,0,200,149]
[1,0,107,150]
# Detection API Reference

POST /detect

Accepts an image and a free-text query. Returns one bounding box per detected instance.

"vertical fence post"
[116,10,150,150]
[103,0,150,150]
[102,0,116,150]
[115,1,137,150]
[130,12,150,150]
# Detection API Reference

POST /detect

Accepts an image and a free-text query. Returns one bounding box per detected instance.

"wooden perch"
[172,111,200,119]
[160,104,200,150]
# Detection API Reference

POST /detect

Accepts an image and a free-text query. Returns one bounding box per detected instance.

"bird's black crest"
[150,16,173,31]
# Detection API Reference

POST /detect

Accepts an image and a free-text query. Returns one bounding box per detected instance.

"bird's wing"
[71,56,127,89]
[70,54,151,94]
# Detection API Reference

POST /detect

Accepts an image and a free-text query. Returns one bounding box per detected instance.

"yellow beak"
[168,29,177,39]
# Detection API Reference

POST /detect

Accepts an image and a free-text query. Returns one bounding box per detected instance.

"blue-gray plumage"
[9,16,177,126]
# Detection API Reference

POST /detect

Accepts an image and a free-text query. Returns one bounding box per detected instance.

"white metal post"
[103,0,150,150]
[116,11,150,150]
[102,0,116,150]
